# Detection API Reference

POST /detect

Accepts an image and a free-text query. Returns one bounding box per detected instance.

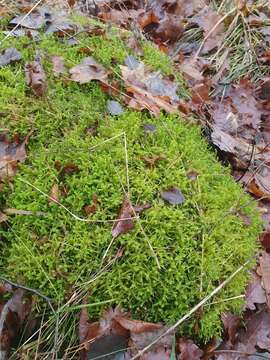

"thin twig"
[130,260,250,359]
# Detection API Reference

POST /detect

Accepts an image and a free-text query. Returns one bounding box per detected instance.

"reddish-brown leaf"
[112,196,134,238]
[25,57,47,97]
[115,316,162,334]
[0,133,30,180]
[84,194,98,216]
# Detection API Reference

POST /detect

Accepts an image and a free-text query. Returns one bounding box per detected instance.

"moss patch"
[0,17,261,342]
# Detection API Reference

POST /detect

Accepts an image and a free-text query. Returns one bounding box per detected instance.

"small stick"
[130,260,250,359]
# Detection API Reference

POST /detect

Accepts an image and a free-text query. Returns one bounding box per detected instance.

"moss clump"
[0,17,261,342]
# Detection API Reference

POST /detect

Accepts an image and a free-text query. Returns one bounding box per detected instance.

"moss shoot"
[0,16,261,342]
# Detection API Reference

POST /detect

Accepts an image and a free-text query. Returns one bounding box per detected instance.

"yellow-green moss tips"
[0,22,261,342]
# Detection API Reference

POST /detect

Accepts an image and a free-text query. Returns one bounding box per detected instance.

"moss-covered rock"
[0,16,261,342]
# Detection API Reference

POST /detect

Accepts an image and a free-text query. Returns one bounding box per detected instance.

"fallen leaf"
[107,100,124,116]
[84,194,98,216]
[0,289,33,360]
[221,313,241,345]
[192,6,225,54]
[160,187,185,205]
[49,184,59,205]
[45,20,76,37]
[121,62,185,115]
[0,48,22,67]
[132,202,152,213]
[115,316,162,333]
[218,309,270,358]
[25,55,47,97]
[70,57,107,84]
[177,338,203,360]
[3,29,40,40]
[245,272,266,311]
[0,211,8,223]
[10,12,45,29]
[50,55,65,76]
[142,154,165,169]
[112,196,134,238]
[0,133,30,180]
[143,123,157,134]
[259,251,270,308]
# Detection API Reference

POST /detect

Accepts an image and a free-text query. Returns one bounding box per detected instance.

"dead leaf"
[142,154,165,169]
[218,309,270,358]
[112,196,134,238]
[84,194,98,216]
[192,6,225,54]
[245,273,266,310]
[0,289,33,360]
[259,251,270,308]
[177,338,203,360]
[50,55,65,76]
[160,187,185,205]
[10,12,45,29]
[221,313,241,345]
[70,57,107,84]
[0,48,22,67]
[25,55,47,97]
[114,317,162,333]
[107,100,124,116]
[0,211,8,223]
[0,133,30,181]
[121,61,186,115]
[49,184,59,205]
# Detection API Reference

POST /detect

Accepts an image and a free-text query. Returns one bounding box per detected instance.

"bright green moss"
[0,20,261,342]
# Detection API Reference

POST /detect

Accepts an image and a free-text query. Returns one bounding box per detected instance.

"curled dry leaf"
[25,57,47,97]
[69,57,107,84]
[160,187,185,205]
[0,48,22,67]
[50,55,66,76]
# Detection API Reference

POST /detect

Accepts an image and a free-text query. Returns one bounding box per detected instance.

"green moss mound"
[0,18,261,341]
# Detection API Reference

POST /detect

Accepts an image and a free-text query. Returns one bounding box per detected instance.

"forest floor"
[0,0,270,359]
